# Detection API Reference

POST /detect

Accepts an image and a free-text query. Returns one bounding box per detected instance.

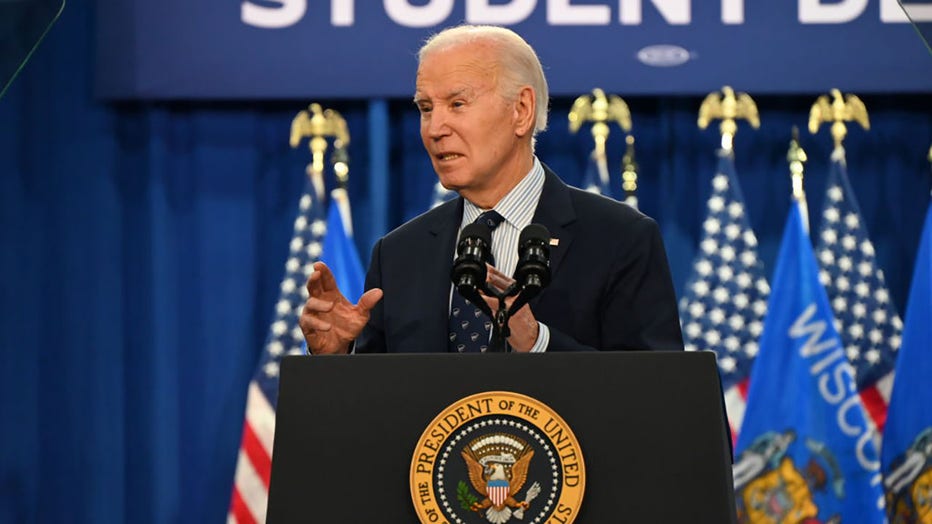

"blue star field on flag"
[255,181,328,404]
[815,150,901,431]
[678,151,770,436]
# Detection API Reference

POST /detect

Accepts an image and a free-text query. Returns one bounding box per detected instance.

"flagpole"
[621,135,639,208]
[787,126,809,233]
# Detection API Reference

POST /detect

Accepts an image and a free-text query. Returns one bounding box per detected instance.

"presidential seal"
[410,391,585,524]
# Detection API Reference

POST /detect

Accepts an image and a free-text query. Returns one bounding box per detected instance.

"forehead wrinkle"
[415,46,501,101]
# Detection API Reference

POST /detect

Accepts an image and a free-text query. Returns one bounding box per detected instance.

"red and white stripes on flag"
[228,182,328,523]
[229,383,276,523]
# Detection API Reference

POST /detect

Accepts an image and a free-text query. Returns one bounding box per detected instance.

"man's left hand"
[481,294,539,352]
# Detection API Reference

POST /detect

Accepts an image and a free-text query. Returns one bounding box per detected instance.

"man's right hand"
[299,261,383,355]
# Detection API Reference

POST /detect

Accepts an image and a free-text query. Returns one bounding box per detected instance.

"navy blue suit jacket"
[356,167,684,353]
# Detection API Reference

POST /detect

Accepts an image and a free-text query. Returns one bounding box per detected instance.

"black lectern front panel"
[268,351,736,523]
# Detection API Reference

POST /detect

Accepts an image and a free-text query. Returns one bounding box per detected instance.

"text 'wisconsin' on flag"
[678,151,770,442]
[734,200,885,524]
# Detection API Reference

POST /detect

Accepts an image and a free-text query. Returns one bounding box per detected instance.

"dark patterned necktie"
[448,211,504,353]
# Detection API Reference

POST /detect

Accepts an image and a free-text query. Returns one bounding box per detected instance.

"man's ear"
[513,86,536,138]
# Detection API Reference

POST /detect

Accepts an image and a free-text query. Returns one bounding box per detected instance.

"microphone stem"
[490,295,511,353]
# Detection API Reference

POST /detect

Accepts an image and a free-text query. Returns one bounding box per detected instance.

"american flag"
[814,148,901,433]
[678,151,770,441]
[228,179,327,524]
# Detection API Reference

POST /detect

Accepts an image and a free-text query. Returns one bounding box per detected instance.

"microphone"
[509,224,551,313]
[450,222,494,312]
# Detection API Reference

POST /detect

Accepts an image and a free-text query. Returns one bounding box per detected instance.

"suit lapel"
[532,166,577,278]
[414,168,572,351]
[422,197,464,352]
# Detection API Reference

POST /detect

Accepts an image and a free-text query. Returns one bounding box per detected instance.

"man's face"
[415,42,529,205]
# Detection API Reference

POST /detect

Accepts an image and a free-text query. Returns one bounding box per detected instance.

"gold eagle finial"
[698,86,760,152]
[290,103,350,179]
[568,88,632,159]
[569,89,636,201]
[808,88,869,149]
[290,104,351,199]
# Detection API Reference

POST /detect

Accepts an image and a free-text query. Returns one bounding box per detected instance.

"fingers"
[313,261,340,292]
[480,294,499,314]
[486,265,515,293]
[304,296,335,313]
[301,314,333,332]
[305,264,323,295]
[306,262,337,296]
[300,298,335,332]
[356,288,384,313]
[506,303,539,352]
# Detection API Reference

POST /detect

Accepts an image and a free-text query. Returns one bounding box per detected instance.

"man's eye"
[418,106,432,114]
[452,101,465,108]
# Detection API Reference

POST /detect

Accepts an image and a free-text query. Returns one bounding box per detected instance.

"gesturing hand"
[480,293,540,353]
[299,261,383,355]
[482,265,539,352]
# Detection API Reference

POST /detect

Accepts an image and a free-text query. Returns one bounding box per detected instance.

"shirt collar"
[462,157,544,230]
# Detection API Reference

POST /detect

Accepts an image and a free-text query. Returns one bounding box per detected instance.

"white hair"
[418,25,550,135]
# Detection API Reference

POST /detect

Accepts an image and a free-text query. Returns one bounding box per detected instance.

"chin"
[435,174,468,193]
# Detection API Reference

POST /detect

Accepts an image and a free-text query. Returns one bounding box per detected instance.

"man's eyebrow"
[414,87,473,105]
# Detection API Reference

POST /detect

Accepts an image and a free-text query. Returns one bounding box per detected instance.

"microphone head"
[451,221,493,293]
[514,223,551,290]
[460,222,493,251]
[519,224,550,250]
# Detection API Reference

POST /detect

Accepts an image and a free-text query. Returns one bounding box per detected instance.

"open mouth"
[436,153,463,161]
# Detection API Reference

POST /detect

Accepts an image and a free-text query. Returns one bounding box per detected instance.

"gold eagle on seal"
[462,437,540,524]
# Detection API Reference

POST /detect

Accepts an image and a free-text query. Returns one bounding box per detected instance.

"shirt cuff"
[529,322,550,353]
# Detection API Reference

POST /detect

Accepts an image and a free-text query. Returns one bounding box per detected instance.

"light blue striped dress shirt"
[456,157,550,353]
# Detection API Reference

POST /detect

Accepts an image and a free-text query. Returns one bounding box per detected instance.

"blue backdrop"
[1,0,930,522]
[96,0,932,97]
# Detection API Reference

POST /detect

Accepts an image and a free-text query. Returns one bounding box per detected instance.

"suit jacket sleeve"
[354,238,387,353]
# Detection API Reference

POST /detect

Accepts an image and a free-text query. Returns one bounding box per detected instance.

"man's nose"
[425,109,451,139]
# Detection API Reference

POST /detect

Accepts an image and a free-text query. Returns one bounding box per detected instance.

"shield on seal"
[487,479,509,507]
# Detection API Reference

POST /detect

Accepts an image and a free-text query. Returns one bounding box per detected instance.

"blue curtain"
[1,1,929,522]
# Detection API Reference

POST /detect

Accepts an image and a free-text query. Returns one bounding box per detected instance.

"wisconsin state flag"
[881,200,932,524]
[734,201,885,523]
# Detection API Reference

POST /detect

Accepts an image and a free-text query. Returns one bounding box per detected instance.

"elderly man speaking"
[300,25,684,355]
